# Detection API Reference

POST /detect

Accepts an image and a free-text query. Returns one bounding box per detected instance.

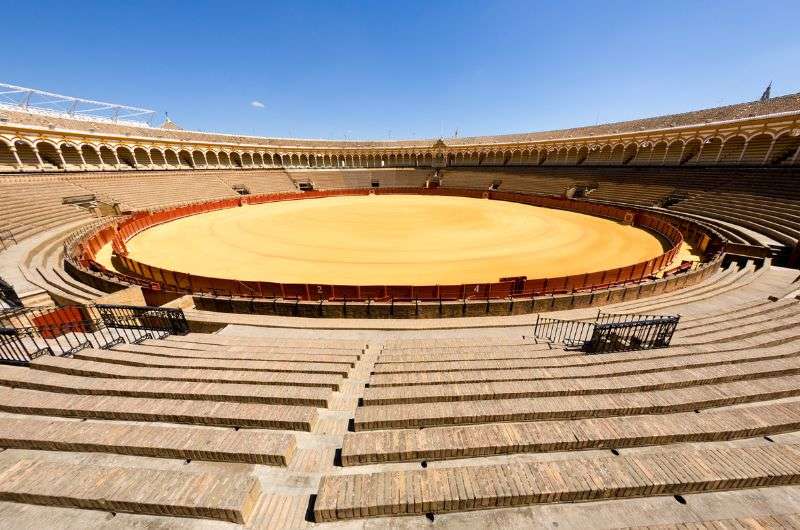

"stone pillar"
[762,136,778,165]
[737,139,750,163]
[32,145,45,172]
[9,146,22,171]
[77,147,88,170]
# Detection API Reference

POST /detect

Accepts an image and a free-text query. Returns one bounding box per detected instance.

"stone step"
[0,365,332,407]
[166,334,365,350]
[74,349,352,377]
[0,416,295,465]
[31,356,344,390]
[362,357,800,405]
[342,401,800,464]
[0,458,261,523]
[0,387,318,431]
[367,344,800,387]
[314,444,800,522]
[121,341,359,364]
[354,374,800,430]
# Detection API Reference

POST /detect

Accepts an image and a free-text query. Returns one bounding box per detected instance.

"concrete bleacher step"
[619,262,759,313]
[72,349,352,377]
[166,334,365,350]
[314,444,800,522]
[0,386,318,431]
[675,304,800,339]
[376,347,580,364]
[362,357,800,405]
[0,365,332,407]
[121,341,359,365]
[30,356,344,390]
[676,298,796,330]
[0,416,295,465]
[607,262,739,311]
[342,401,800,465]
[679,314,800,345]
[354,374,800,429]
[370,339,800,377]
[0,458,262,523]
[368,342,800,387]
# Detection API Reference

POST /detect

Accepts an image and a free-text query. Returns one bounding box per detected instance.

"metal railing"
[532,312,680,353]
[0,230,16,251]
[96,304,190,336]
[0,303,189,365]
[0,277,22,308]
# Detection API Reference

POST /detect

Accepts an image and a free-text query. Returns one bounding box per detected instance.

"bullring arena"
[97,193,674,285]
[1,82,800,530]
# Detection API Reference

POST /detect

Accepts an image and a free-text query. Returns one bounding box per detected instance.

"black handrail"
[533,312,680,353]
[0,303,189,365]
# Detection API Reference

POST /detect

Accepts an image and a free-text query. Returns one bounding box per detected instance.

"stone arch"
[37,141,63,169]
[767,131,800,165]
[191,150,206,168]
[740,133,773,165]
[115,146,136,168]
[205,151,219,167]
[630,142,653,165]
[178,149,194,168]
[164,149,179,168]
[230,152,243,168]
[241,152,253,167]
[662,140,685,165]
[678,138,702,164]
[693,137,723,164]
[563,147,578,165]
[133,147,151,167]
[149,148,166,167]
[13,140,39,169]
[218,152,231,167]
[60,143,84,169]
[0,139,17,170]
[80,145,102,169]
[576,146,589,165]
[621,143,638,164]
[608,144,625,164]
[649,141,668,164]
[99,145,118,167]
[717,135,746,164]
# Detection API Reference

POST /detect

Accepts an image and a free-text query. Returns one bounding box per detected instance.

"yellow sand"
[98,195,668,285]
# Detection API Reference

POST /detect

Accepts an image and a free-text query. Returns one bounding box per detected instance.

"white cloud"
[250,100,265,108]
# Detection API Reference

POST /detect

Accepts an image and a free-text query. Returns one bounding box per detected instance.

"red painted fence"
[74,188,685,301]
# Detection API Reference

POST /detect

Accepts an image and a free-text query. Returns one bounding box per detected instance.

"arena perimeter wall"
[71,188,696,304]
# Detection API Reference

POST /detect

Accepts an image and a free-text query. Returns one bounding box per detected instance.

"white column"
[9,146,22,171]
[761,136,778,165]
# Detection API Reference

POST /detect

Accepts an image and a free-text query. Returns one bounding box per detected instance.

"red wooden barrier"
[75,188,689,302]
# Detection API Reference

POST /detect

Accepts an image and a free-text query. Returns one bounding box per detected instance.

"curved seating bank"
[65,187,725,318]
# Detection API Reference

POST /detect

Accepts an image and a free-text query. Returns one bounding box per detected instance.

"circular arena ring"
[68,189,726,318]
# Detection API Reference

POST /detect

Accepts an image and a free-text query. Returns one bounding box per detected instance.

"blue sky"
[4,0,799,140]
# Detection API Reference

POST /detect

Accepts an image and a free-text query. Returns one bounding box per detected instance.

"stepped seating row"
[0,335,364,526]
[215,169,299,194]
[342,401,800,464]
[0,334,370,525]
[289,168,431,189]
[0,458,262,523]
[64,172,240,210]
[0,180,92,243]
[315,444,800,521]
[313,278,800,524]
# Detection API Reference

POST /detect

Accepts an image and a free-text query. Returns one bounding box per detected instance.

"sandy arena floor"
[98,195,670,285]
